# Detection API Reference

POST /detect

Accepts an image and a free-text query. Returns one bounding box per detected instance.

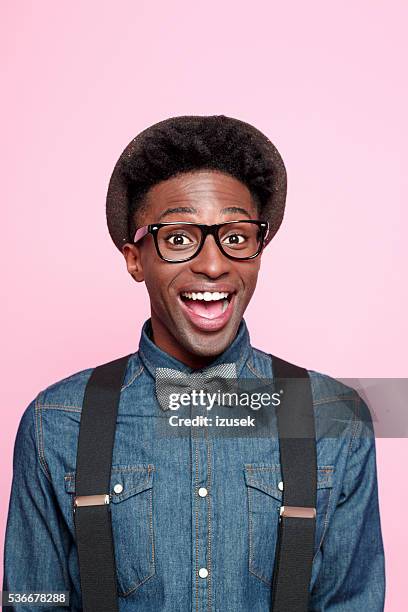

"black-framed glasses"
[133,220,270,263]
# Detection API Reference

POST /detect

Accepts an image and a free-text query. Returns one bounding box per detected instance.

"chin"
[181,323,238,358]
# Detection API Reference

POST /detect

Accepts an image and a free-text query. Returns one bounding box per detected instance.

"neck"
[149,315,218,370]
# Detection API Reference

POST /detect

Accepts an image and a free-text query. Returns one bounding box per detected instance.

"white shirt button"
[113,483,123,494]
[198,487,208,497]
[278,481,284,491]
[198,567,208,578]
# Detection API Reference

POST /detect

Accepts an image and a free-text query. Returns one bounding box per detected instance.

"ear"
[122,243,145,282]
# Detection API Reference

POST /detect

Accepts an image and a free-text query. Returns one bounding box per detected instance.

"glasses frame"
[133,219,270,263]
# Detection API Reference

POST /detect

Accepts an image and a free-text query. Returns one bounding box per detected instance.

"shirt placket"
[191,376,213,612]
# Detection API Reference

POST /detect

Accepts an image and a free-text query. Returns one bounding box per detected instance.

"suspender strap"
[270,355,317,612]
[73,354,132,612]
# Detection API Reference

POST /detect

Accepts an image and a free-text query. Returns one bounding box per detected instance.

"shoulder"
[36,365,94,410]
[249,345,370,421]
[35,351,143,410]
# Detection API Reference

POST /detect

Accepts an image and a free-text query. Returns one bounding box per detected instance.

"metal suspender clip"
[73,494,110,512]
[279,505,316,520]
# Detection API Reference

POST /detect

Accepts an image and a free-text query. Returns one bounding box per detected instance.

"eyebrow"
[158,205,251,220]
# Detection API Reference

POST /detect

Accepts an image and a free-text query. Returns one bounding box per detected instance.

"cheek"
[141,260,180,309]
[143,270,165,304]
[240,262,261,293]
[237,267,261,310]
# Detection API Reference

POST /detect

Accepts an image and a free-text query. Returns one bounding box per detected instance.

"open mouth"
[178,290,235,331]
[180,291,232,318]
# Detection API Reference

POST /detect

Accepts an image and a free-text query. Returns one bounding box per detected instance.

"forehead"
[144,170,257,212]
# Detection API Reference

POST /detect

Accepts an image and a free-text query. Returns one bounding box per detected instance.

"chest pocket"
[64,464,155,597]
[244,463,334,586]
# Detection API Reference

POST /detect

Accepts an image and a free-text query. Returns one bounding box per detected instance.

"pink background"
[1,1,407,608]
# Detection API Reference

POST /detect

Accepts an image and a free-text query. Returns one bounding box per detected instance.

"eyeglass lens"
[156,222,263,261]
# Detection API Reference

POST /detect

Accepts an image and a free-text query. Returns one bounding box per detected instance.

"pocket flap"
[244,463,334,498]
[64,464,155,503]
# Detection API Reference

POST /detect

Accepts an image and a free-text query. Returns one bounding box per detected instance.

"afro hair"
[106,115,287,251]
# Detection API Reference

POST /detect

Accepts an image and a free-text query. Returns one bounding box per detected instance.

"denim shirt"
[3,318,385,611]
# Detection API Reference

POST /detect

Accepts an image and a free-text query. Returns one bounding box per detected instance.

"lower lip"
[178,294,236,332]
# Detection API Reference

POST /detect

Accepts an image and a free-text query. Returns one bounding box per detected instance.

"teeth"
[181,291,230,301]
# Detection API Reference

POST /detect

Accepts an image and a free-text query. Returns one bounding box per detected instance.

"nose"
[189,233,231,278]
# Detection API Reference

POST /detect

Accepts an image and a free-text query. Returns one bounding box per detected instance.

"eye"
[222,233,246,245]
[166,232,194,246]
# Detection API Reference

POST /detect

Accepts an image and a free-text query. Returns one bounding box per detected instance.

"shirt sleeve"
[2,397,73,611]
[309,395,386,611]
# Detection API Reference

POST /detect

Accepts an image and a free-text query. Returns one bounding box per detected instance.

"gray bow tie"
[155,362,237,411]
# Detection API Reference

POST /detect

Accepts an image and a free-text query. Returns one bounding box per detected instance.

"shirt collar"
[138,317,251,379]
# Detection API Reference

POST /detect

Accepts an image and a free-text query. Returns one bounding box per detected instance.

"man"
[3,115,385,611]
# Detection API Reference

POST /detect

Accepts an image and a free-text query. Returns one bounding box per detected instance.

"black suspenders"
[73,355,132,612]
[73,354,317,612]
[270,355,317,612]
